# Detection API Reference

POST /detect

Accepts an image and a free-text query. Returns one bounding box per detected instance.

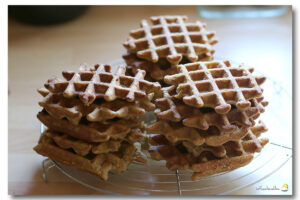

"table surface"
[8,6,293,195]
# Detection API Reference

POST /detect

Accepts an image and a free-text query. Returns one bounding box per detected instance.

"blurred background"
[8,6,292,195]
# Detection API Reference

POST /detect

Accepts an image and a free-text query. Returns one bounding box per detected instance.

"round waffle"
[123,15,217,64]
[164,60,266,114]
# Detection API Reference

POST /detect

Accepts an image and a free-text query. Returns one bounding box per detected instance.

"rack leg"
[175,170,182,196]
[42,158,55,183]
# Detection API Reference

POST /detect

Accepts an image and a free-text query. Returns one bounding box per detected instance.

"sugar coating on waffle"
[123,15,217,64]
[164,60,266,114]
[154,85,268,132]
[34,130,137,180]
[148,121,269,180]
[44,63,161,106]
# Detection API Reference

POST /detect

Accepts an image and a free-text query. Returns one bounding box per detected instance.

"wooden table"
[8,6,292,195]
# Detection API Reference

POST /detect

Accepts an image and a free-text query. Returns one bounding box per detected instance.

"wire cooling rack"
[40,136,292,195]
[39,59,292,195]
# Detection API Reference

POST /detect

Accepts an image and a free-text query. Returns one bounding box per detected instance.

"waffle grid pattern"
[124,15,217,64]
[45,64,161,106]
[165,60,266,114]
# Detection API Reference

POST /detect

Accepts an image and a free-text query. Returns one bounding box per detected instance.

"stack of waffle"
[123,15,218,82]
[147,60,269,180]
[34,14,270,182]
[34,63,161,180]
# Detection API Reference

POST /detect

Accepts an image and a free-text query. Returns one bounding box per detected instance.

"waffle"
[38,89,155,125]
[45,128,144,156]
[149,134,227,158]
[154,85,268,132]
[123,52,214,81]
[44,63,161,106]
[147,120,254,147]
[123,52,178,81]
[38,111,144,142]
[149,122,269,180]
[123,15,217,64]
[182,120,267,155]
[164,61,266,114]
[34,130,136,180]
[183,142,226,157]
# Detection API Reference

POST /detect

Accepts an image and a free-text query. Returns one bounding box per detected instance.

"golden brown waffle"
[123,51,214,81]
[123,15,217,64]
[154,85,268,132]
[147,120,254,147]
[192,124,268,180]
[149,134,227,158]
[38,111,144,142]
[182,120,268,156]
[38,89,155,125]
[44,128,144,156]
[46,131,117,155]
[147,120,205,146]
[34,130,136,180]
[123,52,178,81]
[182,142,226,157]
[164,61,266,114]
[149,121,269,180]
[44,63,161,106]
[127,128,145,143]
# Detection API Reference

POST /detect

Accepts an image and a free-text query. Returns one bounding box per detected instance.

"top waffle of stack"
[164,60,266,114]
[123,15,217,65]
[43,63,161,106]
